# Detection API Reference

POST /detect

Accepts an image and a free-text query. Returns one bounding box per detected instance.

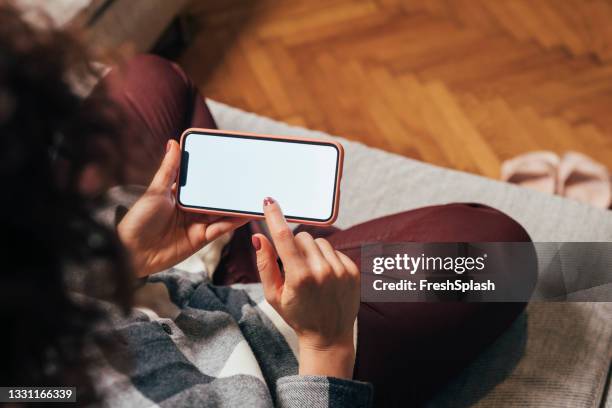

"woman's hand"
[253,198,360,379]
[117,140,248,277]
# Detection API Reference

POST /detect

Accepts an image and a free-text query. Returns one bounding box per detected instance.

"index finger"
[263,197,305,271]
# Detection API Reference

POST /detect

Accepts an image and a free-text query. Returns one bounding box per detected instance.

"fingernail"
[263,197,275,206]
[166,140,173,153]
[251,235,261,251]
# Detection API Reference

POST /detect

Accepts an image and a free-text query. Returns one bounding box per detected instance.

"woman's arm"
[253,198,361,379]
[117,140,248,277]
[254,199,371,407]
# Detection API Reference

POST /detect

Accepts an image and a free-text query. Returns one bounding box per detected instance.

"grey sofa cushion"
[208,99,612,407]
[427,303,612,408]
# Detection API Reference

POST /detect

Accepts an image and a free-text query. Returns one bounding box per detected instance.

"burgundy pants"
[99,55,531,407]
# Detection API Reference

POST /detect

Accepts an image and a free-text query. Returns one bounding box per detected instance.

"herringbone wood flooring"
[178,0,612,179]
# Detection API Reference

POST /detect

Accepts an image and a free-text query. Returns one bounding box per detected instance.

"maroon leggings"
[99,55,531,407]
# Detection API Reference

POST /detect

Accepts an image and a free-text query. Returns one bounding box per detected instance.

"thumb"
[148,139,180,193]
[252,233,283,306]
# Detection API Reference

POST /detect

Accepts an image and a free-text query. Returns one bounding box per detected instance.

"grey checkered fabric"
[93,267,372,408]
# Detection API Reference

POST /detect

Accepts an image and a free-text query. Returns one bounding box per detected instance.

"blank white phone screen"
[178,132,340,221]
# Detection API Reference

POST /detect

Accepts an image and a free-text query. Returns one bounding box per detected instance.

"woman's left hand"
[117,140,248,277]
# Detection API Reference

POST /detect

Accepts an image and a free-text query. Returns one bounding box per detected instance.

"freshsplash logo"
[367,251,495,298]
[371,253,488,275]
[361,242,545,302]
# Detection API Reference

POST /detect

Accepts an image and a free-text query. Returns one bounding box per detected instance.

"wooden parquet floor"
[178,0,612,179]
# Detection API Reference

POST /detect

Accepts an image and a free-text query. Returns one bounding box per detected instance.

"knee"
[123,54,188,83]
[466,203,531,242]
[430,203,532,242]
[104,54,192,108]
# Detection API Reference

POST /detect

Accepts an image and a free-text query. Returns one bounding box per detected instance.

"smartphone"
[176,128,344,225]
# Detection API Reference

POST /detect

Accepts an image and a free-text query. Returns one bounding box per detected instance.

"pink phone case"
[176,128,344,225]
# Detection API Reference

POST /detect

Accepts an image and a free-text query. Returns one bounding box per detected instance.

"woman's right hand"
[252,197,360,379]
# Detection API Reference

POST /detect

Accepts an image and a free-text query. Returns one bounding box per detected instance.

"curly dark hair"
[0,3,133,405]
